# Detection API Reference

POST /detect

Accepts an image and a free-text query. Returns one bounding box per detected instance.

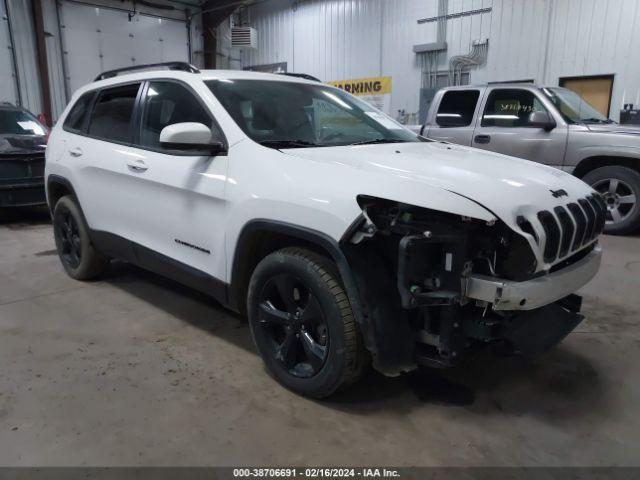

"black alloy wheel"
[52,195,108,280]
[257,273,329,378]
[54,208,82,269]
[247,247,365,397]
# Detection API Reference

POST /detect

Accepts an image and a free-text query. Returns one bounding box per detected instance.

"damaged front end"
[341,196,600,376]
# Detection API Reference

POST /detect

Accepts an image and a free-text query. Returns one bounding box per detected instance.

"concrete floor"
[0,208,639,467]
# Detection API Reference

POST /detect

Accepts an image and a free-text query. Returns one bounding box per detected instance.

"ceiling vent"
[231,27,257,49]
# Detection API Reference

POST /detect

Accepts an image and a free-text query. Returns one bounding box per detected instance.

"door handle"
[474,135,491,144]
[127,160,148,172]
[69,147,83,157]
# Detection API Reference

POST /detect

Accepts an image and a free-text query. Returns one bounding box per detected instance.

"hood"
[284,141,600,271]
[585,123,640,135]
[284,141,595,225]
[0,134,47,155]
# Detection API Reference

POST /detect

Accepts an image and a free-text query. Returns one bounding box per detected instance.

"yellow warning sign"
[327,76,392,96]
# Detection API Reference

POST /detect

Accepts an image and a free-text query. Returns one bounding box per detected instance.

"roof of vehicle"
[87,68,322,90]
[438,83,560,91]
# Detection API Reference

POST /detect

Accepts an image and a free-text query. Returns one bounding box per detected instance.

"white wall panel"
[234,0,640,121]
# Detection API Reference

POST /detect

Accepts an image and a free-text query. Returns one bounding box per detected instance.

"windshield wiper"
[348,138,409,146]
[259,139,318,148]
[581,117,614,124]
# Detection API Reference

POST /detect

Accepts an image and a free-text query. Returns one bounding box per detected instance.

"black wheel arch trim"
[46,174,78,214]
[229,219,366,329]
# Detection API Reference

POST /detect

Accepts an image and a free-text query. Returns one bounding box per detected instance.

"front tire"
[583,166,640,235]
[247,247,364,398]
[53,195,108,280]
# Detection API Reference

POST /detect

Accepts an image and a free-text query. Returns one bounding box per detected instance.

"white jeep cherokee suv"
[45,62,605,398]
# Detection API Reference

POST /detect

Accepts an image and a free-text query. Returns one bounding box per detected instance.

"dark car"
[0,102,48,207]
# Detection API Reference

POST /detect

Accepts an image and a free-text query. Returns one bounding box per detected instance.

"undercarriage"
[342,196,601,376]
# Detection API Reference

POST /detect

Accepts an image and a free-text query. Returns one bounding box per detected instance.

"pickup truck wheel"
[583,166,640,235]
[53,195,108,280]
[247,247,364,398]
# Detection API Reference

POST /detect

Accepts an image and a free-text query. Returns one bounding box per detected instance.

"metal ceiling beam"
[200,0,242,68]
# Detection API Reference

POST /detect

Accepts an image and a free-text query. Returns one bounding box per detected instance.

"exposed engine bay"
[342,196,595,376]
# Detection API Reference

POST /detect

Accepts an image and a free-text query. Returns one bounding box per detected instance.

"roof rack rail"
[278,72,321,82]
[94,61,200,82]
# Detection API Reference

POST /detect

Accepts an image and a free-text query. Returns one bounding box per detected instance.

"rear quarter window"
[436,90,480,127]
[63,91,95,132]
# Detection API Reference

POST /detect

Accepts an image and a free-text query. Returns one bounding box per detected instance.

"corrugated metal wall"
[234,0,640,121]
[2,0,639,122]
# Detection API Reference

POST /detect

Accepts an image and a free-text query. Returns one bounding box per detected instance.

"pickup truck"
[421,84,640,234]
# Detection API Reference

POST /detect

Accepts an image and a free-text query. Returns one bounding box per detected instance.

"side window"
[436,90,480,127]
[87,83,140,142]
[481,89,548,127]
[140,81,216,150]
[64,91,95,132]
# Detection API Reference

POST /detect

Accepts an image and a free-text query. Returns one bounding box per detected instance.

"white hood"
[286,141,596,226]
[284,141,599,271]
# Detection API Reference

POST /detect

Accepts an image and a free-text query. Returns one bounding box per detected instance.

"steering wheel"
[322,131,348,142]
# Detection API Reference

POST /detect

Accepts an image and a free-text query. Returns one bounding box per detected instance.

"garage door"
[59,2,189,95]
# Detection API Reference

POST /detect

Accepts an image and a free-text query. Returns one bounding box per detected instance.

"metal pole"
[33,0,53,126]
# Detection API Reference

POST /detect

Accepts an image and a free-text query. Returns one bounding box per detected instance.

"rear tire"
[53,195,108,280]
[583,166,640,235]
[247,247,365,398]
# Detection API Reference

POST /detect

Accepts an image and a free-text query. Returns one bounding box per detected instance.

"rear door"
[424,89,482,145]
[66,82,144,239]
[471,87,568,168]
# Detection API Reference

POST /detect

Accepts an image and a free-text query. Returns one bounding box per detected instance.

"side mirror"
[528,111,556,131]
[159,122,226,154]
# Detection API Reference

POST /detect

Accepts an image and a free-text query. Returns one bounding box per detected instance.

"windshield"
[0,109,47,135]
[205,79,420,148]
[542,87,613,124]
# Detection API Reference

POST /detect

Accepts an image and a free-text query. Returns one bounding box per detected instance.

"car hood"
[0,134,47,155]
[585,123,640,135]
[284,140,596,227]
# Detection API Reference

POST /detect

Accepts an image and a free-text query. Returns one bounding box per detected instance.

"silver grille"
[517,194,606,264]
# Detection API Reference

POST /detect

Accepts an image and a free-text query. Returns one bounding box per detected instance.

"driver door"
[122,80,229,280]
[471,87,568,168]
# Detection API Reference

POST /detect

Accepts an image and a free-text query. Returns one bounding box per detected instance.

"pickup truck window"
[206,79,419,148]
[481,89,548,128]
[436,90,479,127]
[542,87,612,124]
